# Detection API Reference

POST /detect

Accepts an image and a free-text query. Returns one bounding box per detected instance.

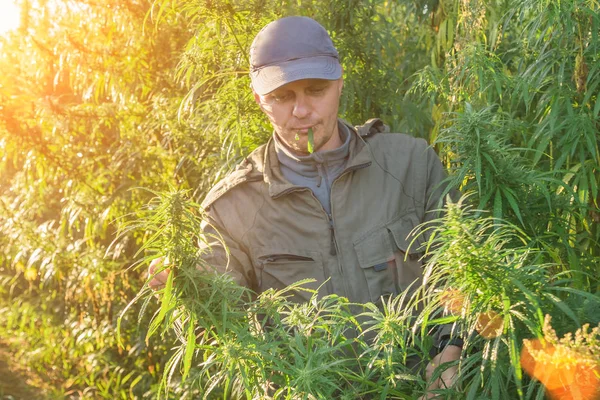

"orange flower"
[439,288,466,315]
[521,339,600,400]
[475,310,503,339]
[438,289,504,339]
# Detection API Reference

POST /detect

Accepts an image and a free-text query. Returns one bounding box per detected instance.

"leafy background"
[0,0,598,398]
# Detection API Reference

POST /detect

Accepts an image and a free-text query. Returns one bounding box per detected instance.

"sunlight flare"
[0,0,20,36]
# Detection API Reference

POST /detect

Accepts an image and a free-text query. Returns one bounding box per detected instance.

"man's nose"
[292,95,310,119]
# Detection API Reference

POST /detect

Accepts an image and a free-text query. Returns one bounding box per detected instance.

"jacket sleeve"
[197,205,257,291]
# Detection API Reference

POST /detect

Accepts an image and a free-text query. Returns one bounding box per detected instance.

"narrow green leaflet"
[182,315,196,382]
[308,127,314,153]
[147,269,175,340]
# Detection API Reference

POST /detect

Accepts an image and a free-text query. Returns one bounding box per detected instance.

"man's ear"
[252,86,261,104]
[252,88,267,112]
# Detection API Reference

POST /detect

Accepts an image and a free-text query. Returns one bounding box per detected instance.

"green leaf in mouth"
[307,127,314,153]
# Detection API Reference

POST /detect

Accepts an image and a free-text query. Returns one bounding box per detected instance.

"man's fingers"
[148,257,171,290]
[148,256,165,274]
[423,380,440,399]
[424,346,461,398]
[439,364,459,388]
[148,271,169,290]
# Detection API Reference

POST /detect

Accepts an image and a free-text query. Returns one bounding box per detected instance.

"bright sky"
[0,0,20,36]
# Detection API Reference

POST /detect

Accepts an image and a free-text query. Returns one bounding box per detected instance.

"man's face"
[254,78,343,155]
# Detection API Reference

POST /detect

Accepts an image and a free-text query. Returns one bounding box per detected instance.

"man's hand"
[148,256,171,291]
[421,344,461,399]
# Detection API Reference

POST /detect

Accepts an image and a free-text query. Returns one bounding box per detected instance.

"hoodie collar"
[273,121,351,178]
[263,119,373,198]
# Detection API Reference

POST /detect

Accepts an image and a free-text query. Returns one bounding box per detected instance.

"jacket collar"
[262,119,373,198]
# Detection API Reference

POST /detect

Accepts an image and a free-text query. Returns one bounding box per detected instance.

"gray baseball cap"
[249,16,342,96]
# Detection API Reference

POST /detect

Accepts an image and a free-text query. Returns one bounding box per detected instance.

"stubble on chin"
[274,130,301,154]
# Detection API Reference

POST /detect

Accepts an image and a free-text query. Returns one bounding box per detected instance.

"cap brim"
[250,56,342,96]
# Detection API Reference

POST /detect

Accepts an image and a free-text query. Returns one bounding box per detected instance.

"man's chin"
[290,144,312,156]
[277,136,308,155]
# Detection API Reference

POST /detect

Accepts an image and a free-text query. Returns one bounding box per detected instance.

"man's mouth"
[293,126,315,134]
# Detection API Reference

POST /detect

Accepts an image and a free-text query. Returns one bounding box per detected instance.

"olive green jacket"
[199,119,448,309]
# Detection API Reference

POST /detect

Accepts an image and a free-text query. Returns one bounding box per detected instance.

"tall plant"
[410,0,599,282]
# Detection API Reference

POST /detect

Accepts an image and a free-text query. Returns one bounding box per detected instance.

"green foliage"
[414,0,600,289]
[417,197,596,398]
[123,190,599,399]
[118,189,429,399]
[1,0,599,398]
[0,0,201,397]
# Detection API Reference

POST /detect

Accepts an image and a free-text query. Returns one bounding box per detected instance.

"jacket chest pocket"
[354,214,424,304]
[254,249,326,302]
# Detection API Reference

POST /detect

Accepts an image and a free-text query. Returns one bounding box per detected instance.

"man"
[150,16,460,396]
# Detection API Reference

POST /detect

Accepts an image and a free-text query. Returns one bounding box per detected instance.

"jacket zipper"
[327,162,372,298]
[328,218,336,256]
[316,163,338,257]
[328,161,372,249]
[273,161,372,293]
[305,189,338,258]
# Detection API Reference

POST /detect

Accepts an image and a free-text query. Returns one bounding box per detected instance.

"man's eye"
[308,87,326,95]
[271,93,291,103]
